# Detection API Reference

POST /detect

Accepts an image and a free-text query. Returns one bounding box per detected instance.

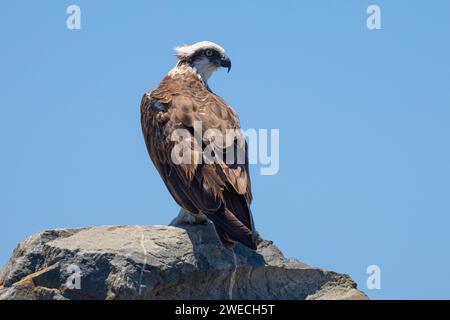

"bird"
[140,41,257,250]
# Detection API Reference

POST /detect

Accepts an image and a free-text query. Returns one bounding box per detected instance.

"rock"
[0,224,367,300]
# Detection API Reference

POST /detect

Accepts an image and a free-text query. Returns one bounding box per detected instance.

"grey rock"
[0,224,367,300]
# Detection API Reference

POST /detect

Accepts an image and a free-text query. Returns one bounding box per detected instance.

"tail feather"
[206,208,257,250]
[213,224,236,249]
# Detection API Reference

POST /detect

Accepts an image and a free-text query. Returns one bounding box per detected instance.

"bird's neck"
[169,61,216,85]
[191,58,218,83]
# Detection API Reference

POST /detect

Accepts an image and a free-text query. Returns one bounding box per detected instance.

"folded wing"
[140,73,256,249]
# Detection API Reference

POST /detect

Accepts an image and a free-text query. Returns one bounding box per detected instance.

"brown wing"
[141,69,256,250]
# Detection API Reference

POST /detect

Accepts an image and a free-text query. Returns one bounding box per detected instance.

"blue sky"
[1,1,449,299]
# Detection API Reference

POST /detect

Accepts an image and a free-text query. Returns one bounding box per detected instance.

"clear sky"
[1,1,449,299]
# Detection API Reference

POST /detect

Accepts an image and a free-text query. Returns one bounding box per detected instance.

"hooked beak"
[219,56,232,73]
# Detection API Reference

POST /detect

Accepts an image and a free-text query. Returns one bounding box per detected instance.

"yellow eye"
[205,49,214,57]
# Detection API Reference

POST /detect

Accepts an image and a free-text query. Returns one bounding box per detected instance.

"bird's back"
[141,63,256,250]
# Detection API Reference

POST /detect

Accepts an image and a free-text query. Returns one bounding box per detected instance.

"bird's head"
[174,41,231,81]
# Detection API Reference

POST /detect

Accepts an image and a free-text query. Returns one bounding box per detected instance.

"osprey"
[140,41,256,250]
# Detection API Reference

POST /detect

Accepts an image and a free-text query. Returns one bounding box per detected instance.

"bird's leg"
[169,208,208,226]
